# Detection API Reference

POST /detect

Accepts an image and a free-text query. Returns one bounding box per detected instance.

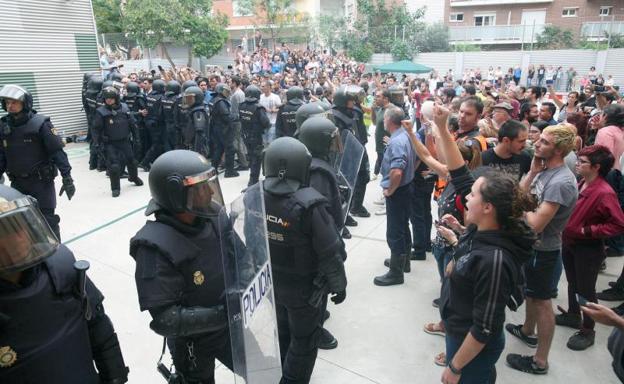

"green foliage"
[607,33,624,49]
[123,0,228,60]
[414,23,450,53]
[453,43,481,52]
[92,0,123,33]
[391,40,413,61]
[236,0,303,49]
[343,36,374,62]
[535,26,575,50]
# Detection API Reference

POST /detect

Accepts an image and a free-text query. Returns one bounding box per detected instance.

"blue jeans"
[386,183,413,256]
[410,179,434,257]
[445,330,504,384]
[433,243,454,280]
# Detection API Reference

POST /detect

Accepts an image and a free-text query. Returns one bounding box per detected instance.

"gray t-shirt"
[530,165,578,251]
[229,88,245,121]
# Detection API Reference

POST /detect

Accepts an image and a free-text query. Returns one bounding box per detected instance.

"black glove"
[330,290,346,305]
[59,176,76,200]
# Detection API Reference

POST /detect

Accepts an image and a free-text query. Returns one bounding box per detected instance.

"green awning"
[373,60,432,74]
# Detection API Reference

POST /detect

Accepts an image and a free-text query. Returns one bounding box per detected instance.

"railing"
[581,22,624,39]
[449,24,546,44]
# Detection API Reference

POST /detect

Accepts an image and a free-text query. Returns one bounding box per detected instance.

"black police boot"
[138,163,150,172]
[129,176,144,186]
[317,327,338,350]
[350,206,371,218]
[112,189,120,198]
[224,170,240,178]
[342,227,352,239]
[384,256,410,273]
[374,254,405,286]
[345,215,358,227]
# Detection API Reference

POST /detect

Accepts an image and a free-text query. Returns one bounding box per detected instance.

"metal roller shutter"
[463,51,523,74]
[605,49,624,86]
[417,52,457,75]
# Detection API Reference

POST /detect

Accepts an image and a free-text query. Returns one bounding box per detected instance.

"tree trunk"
[187,46,193,68]
[160,43,177,70]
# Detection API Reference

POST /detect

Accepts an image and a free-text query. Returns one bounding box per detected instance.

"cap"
[493,102,513,112]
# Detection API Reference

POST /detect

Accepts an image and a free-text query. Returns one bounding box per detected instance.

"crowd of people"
[3,40,624,383]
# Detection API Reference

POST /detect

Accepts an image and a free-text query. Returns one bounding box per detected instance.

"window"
[233,0,253,17]
[450,13,464,22]
[600,6,613,16]
[562,8,578,17]
[474,14,495,26]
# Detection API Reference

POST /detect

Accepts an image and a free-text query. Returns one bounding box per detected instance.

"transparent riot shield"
[221,182,282,384]
[336,130,365,225]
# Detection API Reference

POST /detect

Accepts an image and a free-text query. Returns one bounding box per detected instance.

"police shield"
[221,182,282,384]
[336,130,365,224]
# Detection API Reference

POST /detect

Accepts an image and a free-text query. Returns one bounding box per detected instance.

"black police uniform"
[140,90,165,169]
[124,93,149,161]
[263,186,346,383]
[239,101,270,186]
[162,93,179,152]
[0,113,72,240]
[130,211,233,383]
[0,245,129,384]
[275,100,303,138]
[187,105,210,158]
[309,158,343,231]
[208,95,235,173]
[83,75,103,170]
[331,106,370,214]
[176,97,192,150]
[93,102,141,194]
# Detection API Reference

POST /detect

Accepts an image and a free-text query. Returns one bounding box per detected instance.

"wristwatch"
[448,360,462,375]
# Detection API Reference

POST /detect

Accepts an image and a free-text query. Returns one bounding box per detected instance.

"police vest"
[310,158,343,230]
[331,108,357,134]
[264,187,327,277]
[97,104,132,142]
[162,95,177,124]
[239,102,265,139]
[278,102,301,137]
[0,245,101,384]
[1,114,57,176]
[129,215,227,311]
[145,93,163,121]
[352,107,368,144]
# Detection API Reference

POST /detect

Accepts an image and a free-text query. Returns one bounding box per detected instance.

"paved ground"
[52,142,622,383]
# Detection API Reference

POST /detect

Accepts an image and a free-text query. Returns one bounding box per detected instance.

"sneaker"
[506,354,548,375]
[597,287,624,301]
[555,310,582,329]
[432,298,440,308]
[567,330,595,351]
[344,215,358,227]
[373,196,385,206]
[350,206,371,218]
[374,207,386,216]
[505,323,538,348]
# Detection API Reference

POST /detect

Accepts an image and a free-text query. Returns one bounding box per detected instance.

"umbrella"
[373,60,432,74]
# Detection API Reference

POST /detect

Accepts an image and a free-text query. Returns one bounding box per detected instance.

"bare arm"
[548,86,564,109]
[433,105,464,171]
[384,169,404,197]
[525,201,559,234]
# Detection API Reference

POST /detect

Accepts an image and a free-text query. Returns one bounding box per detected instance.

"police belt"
[8,163,57,181]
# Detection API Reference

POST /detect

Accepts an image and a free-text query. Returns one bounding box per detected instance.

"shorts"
[524,249,561,300]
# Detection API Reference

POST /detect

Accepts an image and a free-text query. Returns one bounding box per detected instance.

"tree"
[415,23,450,53]
[535,26,575,49]
[123,0,228,67]
[92,0,123,33]
[236,0,304,50]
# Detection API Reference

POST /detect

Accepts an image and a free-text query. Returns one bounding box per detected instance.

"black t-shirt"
[481,148,531,180]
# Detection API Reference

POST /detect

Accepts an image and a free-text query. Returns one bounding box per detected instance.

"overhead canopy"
[373,60,432,74]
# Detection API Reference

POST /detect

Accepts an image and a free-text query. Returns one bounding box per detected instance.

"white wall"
[405,0,444,24]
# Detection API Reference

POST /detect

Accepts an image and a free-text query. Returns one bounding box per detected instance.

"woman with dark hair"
[556,145,624,351]
[428,105,536,384]
[566,112,589,150]
[548,87,580,123]
[595,104,624,170]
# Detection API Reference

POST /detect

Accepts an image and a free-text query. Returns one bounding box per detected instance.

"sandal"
[434,352,446,367]
[423,322,446,337]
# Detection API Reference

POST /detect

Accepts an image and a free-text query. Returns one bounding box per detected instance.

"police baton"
[73,260,93,320]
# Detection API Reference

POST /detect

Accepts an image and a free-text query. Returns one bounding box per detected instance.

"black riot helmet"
[166,80,181,96]
[126,81,140,98]
[181,86,205,109]
[0,184,59,274]
[345,85,366,105]
[297,116,342,160]
[152,79,166,94]
[145,150,225,217]
[214,83,231,98]
[102,80,114,90]
[182,80,198,91]
[359,80,369,94]
[87,77,103,93]
[244,85,261,102]
[388,85,405,107]
[286,86,304,104]
[295,101,333,130]
[102,87,120,105]
[262,137,312,196]
[109,72,124,82]
[332,86,352,109]
[0,85,34,113]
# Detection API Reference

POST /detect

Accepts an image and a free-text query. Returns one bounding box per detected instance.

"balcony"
[449,24,546,45]
[581,22,624,40]
[450,0,553,6]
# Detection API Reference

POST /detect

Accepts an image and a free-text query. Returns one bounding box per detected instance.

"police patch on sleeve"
[0,346,17,368]
[193,270,205,286]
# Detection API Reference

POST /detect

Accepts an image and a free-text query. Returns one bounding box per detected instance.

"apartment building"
[444,0,624,47]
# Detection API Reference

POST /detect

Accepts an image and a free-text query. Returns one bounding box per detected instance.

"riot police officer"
[262,137,347,384]
[239,85,270,187]
[208,83,238,178]
[130,150,233,383]
[84,75,104,170]
[388,85,409,115]
[296,116,346,351]
[181,86,210,157]
[123,81,149,160]
[0,184,128,384]
[138,79,166,171]
[294,101,333,133]
[0,84,75,241]
[176,80,199,151]
[275,86,304,138]
[348,86,372,219]
[93,87,143,197]
[162,80,181,151]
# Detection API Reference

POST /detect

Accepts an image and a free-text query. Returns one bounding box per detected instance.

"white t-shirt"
[259,93,282,125]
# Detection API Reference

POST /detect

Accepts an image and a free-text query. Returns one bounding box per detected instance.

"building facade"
[444,0,624,47]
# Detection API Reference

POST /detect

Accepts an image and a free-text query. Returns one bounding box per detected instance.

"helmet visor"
[0,85,28,102]
[0,197,59,273]
[184,169,225,217]
[329,128,344,156]
[182,93,197,109]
